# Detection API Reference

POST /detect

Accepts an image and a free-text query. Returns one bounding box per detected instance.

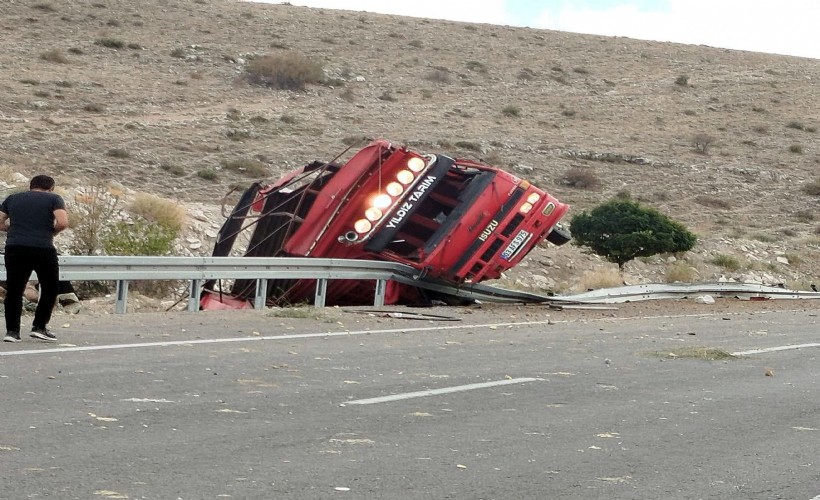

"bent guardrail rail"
[2,256,817,314]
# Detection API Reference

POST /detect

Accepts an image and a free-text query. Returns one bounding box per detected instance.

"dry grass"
[578,267,622,291]
[129,193,186,231]
[245,51,323,91]
[665,262,699,283]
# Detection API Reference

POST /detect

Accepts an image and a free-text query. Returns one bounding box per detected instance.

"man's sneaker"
[3,331,21,343]
[30,327,57,342]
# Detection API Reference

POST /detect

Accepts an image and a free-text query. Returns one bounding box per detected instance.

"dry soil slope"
[1,0,818,290]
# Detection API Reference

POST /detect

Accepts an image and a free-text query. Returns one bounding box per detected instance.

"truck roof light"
[354,219,372,233]
[407,157,425,172]
[373,194,392,209]
[386,182,404,196]
[396,170,414,184]
[365,207,383,221]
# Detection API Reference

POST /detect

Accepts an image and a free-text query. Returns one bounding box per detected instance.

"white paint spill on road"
[732,343,820,356]
[342,377,542,405]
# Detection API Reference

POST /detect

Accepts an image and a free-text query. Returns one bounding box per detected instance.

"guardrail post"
[188,279,201,312]
[314,278,327,308]
[254,279,267,309]
[115,280,129,314]
[374,279,386,307]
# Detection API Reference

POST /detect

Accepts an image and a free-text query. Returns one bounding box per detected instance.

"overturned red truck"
[201,139,570,308]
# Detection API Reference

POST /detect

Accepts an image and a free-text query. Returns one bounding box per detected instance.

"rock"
[694,295,715,304]
[776,256,789,265]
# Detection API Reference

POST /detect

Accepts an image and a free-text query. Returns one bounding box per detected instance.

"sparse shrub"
[786,121,805,130]
[160,162,185,176]
[559,167,601,190]
[752,106,765,113]
[675,74,689,86]
[573,67,589,74]
[106,148,129,159]
[517,68,536,81]
[39,49,68,63]
[454,141,481,152]
[127,43,142,50]
[561,109,577,118]
[665,262,699,283]
[408,40,423,48]
[751,233,776,243]
[245,51,323,91]
[421,89,433,99]
[424,68,451,84]
[340,87,355,102]
[226,129,252,141]
[378,91,397,102]
[693,133,714,153]
[129,193,186,232]
[694,195,731,210]
[84,103,105,113]
[170,47,186,58]
[501,105,521,117]
[788,144,803,154]
[793,209,815,222]
[20,78,40,86]
[197,169,218,181]
[67,47,83,55]
[279,114,297,124]
[615,189,631,200]
[220,158,268,177]
[802,178,820,196]
[752,125,769,134]
[465,61,487,73]
[68,183,123,255]
[32,2,56,11]
[710,254,742,271]
[95,38,126,49]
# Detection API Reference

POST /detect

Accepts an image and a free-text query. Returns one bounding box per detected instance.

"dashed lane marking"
[342,377,543,406]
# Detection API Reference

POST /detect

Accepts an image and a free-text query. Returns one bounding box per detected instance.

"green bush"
[245,51,323,91]
[571,199,697,269]
[102,219,177,256]
[710,254,741,271]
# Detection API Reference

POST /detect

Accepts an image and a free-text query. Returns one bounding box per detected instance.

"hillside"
[1,0,818,293]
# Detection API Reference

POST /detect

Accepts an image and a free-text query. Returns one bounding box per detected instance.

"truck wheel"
[546,225,571,246]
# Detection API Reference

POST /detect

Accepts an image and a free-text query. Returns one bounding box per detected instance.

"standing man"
[0,175,69,342]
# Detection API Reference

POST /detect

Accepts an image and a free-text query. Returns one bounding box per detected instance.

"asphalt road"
[1,302,819,500]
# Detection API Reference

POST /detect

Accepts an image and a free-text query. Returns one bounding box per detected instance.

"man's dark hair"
[30,175,55,191]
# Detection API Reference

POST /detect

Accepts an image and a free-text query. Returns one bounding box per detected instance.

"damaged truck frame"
[201,139,570,308]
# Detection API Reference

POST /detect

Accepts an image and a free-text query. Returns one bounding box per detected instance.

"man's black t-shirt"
[0,191,66,248]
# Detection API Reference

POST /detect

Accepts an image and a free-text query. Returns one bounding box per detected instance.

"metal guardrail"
[3,256,816,314]
[554,282,820,303]
[0,255,548,314]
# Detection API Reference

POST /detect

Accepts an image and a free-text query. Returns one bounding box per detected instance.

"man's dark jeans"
[3,245,59,333]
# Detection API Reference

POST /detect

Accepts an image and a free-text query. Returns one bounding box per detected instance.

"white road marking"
[342,377,543,406]
[0,320,556,357]
[732,343,820,356]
